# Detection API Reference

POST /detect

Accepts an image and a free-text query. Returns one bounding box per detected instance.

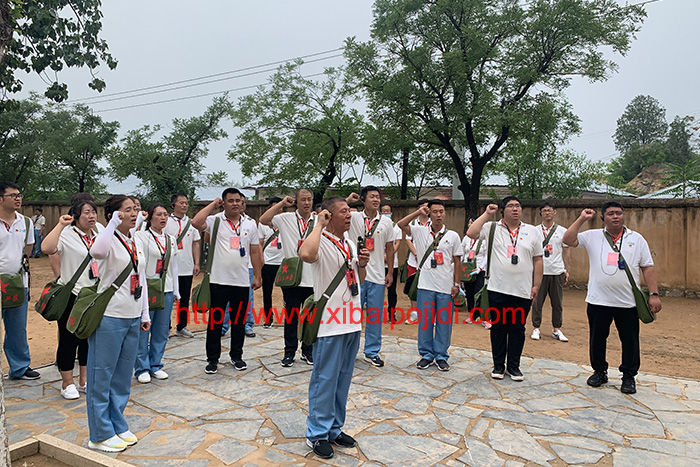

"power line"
[71,47,343,103]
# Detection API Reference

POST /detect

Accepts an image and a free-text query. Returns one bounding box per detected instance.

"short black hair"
[321,196,346,213]
[380,204,392,212]
[221,187,243,199]
[70,200,98,226]
[314,203,323,213]
[296,188,313,200]
[70,192,95,204]
[427,199,444,209]
[170,193,188,206]
[0,181,20,195]
[360,185,381,201]
[35,207,43,213]
[417,198,429,206]
[539,202,555,212]
[601,201,623,216]
[104,194,130,221]
[145,203,167,230]
[268,197,282,206]
[499,196,521,212]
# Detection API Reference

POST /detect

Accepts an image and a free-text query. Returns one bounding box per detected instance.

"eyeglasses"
[540,209,554,213]
[505,203,521,209]
[2,193,23,199]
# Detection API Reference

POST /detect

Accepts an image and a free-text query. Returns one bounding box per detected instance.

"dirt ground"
[6,256,698,380]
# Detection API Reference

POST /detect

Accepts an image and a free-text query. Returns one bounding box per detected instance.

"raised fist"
[580,208,595,221]
[485,204,498,216]
[282,196,295,206]
[318,209,331,226]
[58,214,73,226]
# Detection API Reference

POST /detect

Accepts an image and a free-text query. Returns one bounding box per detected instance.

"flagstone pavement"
[5,326,700,466]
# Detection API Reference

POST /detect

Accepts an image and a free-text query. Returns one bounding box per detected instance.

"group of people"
[0,180,662,460]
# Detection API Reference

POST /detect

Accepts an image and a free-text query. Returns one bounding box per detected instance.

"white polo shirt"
[97,230,146,319]
[0,213,34,287]
[244,214,255,269]
[538,224,568,276]
[481,221,544,300]
[259,223,284,266]
[32,214,45,231]
[410,224,462,295]
[312,229,362,338]
[461,235,487,271]
[271,211,317,288]
[577,228,654,308]
[56,224,103,296]
[134,229,179,293]
[348,211,394,285]
[407,218,431,268]
[165,214,200,276]
[204,212,258,287]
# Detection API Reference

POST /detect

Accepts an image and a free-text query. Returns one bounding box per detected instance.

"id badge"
[545,244,553,254]
[155,259,164,275]
[230,236,240,249]
[434,251,444,265]
[607,252,619,266]
[507,245,517,258]
[89,260,99,279]
[271,237,279,248]
[467,250,475,260]
[240,247,246,257]
[130,274,140,295]
[365,237,375,251]
[346,269,359,296]
[177,241,184,250]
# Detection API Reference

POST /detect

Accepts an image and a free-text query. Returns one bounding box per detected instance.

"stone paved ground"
[5,326,700,466]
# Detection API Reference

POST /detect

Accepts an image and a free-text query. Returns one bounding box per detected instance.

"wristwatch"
[650,292,659,296]
[453,282,460,287]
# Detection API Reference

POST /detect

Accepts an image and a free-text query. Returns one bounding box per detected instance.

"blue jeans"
[222,268,255,334]
[135,292,173,376]
[361,280,385,358]
[87,316,140,442]
[416,288,453,362]
[306,331,360,441]
[2,288,31,378]
[32,230,42,257]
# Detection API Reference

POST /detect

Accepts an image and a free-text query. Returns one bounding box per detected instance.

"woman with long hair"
[87,194,151,452]
[41,200,100,399]
[134,203,179,383]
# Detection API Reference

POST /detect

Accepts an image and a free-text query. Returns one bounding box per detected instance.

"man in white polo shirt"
[299,196,369,460]
[0,181,40,380]
[165,193,201,338]
[403,199,430,324]
[380,204,402,322]
[531,202,571,342]
[259,189,317,367]
[398,199,462,371]
[259,197,284,328]
[467,197,543,381]
[563,201,661,394]
[347,186,394,367]
[191,188,262,374]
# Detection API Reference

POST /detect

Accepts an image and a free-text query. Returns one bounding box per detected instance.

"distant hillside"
[625,164,671,195]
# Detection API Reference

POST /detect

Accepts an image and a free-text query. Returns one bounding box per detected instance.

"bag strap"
[176,219,191,245]
[24,216,30,246]
[417,231,446,270]
[319,263,348,301]
[65,254,93,288]
[205,217,221,276]
[161,235,172,284]
[111,263,134,290]
[304,217,315,239]
[474,238,483,255]
[263,229,280,250]
[484,221,497,280]
[541,223,558,247]
[603,231,641,295]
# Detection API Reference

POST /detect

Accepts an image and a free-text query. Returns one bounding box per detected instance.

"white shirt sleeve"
[90,215,120,260]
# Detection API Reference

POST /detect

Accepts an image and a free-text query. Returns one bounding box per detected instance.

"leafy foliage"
[613,95,667,153]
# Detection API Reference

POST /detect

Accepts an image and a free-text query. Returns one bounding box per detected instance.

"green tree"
[613,95,667,153]
[346,0,645,221]
[666,115,695,165]
[609,140,667,184]
[228,62,365,205]
[662,157,700,199]
[109,96,231,205]
[0,95,46,191]
[0,0,117,103]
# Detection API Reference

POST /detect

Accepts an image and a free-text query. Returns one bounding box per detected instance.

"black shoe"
[280,355,294,367]
[263,322,273,329]
[507,369,524,381]
[436,360,450,371]
[621,375,637,394]
[307,439,334,459]
[331,432,357,448]
[232,359,247,371]
[491,367,505,379]
[245,329,256,338]
[587,371,608,387]
[364,355,384,367]
[20,368,41,380]
[301,353,314,365]
[205,362,218,374]
[416,358,433,370]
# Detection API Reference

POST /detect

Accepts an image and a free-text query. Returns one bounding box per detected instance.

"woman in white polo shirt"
[134,204,179,383]
[87,195,151,453]
[41,200,101,400]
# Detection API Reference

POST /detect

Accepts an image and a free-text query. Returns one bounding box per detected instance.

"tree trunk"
[400,147,409,200]
[0,0,12,68]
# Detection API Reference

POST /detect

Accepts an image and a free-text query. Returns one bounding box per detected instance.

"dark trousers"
[587,303,640,377]
[281,286,313,358]
[463,271,486,320]
[207,284,249,363]
[56,294,88,371]
[385,267,399,314]
[489,291,531,373]
[532,273,564,328]
[176,275,194,331]
[262,264,280,326]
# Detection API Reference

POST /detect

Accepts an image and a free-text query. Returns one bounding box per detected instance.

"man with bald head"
[260,189,317,366]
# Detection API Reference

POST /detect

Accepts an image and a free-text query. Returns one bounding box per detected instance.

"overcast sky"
[18,0,697,187]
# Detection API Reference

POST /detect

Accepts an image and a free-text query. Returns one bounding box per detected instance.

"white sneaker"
[531,328,541,340]
[137,373,151,383]
[176,328,194,338]
[88,435,127,452]
[117,430,138,446]
[405,310,419,324]
[151,370,168,380]
[483,321,492,330]
[463,317,474,324]
[552,329,569,342]
[77,383,87,393]
[60,384,79,400]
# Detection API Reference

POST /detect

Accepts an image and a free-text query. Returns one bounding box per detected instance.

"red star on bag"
[0,279,7,294]
[282,264,288,273]
[41,286,51,299]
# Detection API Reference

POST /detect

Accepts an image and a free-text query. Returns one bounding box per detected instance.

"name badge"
[467,250,475,260]
[607,252,619,266]
[346,269,359,296]
[155,259,164,275]
[230,236,240,249]
[89,260,99,279]
[365,237,375,251]
[271,237,279,247]
[434,251,444,265]
[177,241,184,250]
[507,245,517,258]
[130,274,140,296]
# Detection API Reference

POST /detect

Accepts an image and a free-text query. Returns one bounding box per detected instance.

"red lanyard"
[469,238,477,249]
[323,232,352,265]
[541,224,553,237]
[364,217,378,236]
[74,228,95,251]
[1,220,11,232]
[226,218,241,235]
[502,221,520,246]
[606,228,625,251]
[115,233,139,272]
[150,230,166,255]
[175,217,183,236]
[297,214,311,239]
